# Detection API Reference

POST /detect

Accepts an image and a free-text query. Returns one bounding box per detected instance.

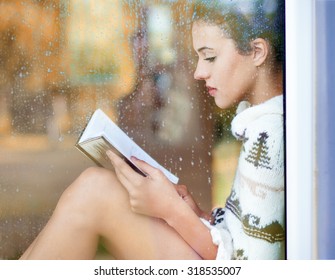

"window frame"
[285,0,316,259]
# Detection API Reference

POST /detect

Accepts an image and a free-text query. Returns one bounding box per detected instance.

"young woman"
[20,1,285,260]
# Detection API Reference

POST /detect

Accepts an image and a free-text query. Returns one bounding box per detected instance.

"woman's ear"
[251,38,269,67]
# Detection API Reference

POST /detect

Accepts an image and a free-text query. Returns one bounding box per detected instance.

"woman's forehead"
[192,22,225,48]
[192,22,223,37]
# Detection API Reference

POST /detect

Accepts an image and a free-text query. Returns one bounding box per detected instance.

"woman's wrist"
[163,198,193,226]
[164,197,211,223]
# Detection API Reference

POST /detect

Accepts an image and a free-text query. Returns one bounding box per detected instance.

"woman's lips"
[207,86,217,96]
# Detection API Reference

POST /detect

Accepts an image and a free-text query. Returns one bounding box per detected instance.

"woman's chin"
[214,99,229,110]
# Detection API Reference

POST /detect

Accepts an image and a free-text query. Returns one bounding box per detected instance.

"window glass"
[0,0,285,259]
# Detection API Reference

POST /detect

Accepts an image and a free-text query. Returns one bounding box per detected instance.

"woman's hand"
[106,150,182,220]
[174,184,204,217]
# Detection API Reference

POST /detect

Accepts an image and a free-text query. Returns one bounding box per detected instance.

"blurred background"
[0,0,243,259]
[0,0,242,259]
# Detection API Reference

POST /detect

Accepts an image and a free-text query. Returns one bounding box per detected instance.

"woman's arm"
[106,150,218,260]
[164,198,218,259]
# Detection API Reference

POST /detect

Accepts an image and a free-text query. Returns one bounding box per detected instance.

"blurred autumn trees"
[0,0,140,135]
[0,1,64,133]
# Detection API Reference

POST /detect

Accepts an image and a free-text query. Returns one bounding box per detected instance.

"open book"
[75,109,179,184]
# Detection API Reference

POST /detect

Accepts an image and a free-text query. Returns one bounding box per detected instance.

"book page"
[79,109,109,142]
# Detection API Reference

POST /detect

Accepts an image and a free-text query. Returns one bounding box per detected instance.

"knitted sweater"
[206,95,285,260]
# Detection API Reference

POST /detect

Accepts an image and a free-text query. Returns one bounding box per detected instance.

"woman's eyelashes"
[204,56,216,62]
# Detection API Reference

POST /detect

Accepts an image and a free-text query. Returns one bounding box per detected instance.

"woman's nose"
[193,62,209,80]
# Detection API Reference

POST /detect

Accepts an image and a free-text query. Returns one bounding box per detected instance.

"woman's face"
[192,21,256,109]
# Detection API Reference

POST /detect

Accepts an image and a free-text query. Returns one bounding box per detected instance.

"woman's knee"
[55,167,125,221]
[77,166,117,188]
[75,166,120,192]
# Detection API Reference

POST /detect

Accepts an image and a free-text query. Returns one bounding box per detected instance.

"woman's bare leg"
[20,167,201,260]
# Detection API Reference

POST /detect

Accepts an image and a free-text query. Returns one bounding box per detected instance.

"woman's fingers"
[174,184,188,198]
[106,149,166,183]
[106,150,142,186]
[131,156,165,180]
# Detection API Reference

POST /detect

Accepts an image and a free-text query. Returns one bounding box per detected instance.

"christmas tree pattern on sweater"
[245,132,272,169]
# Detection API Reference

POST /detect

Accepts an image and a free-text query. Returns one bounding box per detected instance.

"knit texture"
[207,95,285,260]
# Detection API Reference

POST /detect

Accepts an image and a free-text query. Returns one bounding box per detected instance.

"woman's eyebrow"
[197,46,214,52]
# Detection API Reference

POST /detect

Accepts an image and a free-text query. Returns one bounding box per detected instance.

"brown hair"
[192,0,285,63]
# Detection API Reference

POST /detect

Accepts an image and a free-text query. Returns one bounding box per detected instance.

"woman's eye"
[204,57,216,62]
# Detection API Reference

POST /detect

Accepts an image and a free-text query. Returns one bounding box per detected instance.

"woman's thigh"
[21,167,201,260]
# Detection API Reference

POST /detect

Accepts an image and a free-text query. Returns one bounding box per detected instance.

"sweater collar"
[231,95,283,140]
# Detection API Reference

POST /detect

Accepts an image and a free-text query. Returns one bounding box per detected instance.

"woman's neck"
[248,66,283,105]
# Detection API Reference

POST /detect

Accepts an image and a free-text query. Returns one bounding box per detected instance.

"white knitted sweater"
[205,95,285,260]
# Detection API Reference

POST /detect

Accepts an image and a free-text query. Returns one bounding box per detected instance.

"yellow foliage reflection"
[68,0,136,97]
